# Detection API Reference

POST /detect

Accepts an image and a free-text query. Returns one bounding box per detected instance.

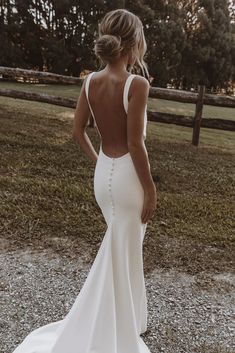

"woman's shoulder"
[130,74,150,97]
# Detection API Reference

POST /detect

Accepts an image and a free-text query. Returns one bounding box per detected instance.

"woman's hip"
[94,147,144,214]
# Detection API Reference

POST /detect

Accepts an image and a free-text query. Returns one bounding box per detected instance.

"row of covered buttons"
[108,158,115,216]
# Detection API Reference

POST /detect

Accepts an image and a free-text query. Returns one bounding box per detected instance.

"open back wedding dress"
[12,71,151,353]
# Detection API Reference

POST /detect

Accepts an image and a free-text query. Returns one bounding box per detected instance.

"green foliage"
[42,37,72,74]
[0,0,234,90]
[181,0,234,90]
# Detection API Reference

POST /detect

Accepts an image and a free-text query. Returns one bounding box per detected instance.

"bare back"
[85,70,136,158]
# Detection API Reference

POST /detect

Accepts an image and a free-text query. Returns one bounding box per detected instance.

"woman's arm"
[72,76,98,163]
[127,76,157,223]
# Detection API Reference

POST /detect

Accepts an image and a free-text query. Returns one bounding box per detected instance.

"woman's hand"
[141,183,157,224]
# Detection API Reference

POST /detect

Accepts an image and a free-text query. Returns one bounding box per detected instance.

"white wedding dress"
[12,72,151,353]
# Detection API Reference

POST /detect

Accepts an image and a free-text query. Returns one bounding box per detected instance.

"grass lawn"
[0,87,234,275]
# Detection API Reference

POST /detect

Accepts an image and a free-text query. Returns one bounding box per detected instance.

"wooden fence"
[0,66,234,146]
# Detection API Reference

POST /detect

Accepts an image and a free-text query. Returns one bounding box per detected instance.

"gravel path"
[1,247,234,353]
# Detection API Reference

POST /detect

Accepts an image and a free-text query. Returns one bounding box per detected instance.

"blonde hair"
[94,9,150,81]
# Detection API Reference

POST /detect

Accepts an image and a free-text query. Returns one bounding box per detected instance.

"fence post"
[192,85,205,146]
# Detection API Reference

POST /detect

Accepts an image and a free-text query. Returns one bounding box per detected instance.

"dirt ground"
[1,238,234,353]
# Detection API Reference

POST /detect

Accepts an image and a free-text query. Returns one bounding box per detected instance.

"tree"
[181,0,234,91]
[0,0,234,90]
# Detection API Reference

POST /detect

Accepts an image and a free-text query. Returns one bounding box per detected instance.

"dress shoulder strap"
[85,71,96,120]
[123,74,136,114]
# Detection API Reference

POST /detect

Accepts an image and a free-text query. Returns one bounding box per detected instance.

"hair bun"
[94,34,123,62]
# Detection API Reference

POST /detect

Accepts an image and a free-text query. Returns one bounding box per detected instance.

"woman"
[12,8,157,353]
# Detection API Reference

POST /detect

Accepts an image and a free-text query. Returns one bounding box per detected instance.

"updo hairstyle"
[94,9,149,80]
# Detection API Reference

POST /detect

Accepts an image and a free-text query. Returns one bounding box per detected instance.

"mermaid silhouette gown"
[12,72,151,353]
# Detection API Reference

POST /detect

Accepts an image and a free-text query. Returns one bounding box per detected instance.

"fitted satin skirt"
[12,145,151,353]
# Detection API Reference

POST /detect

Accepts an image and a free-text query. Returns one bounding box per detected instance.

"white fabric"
[85,71,96,121]
[122,74,147,140]
[12,72,151,353]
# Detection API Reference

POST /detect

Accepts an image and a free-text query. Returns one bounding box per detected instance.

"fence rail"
[0,66,235,145]
[0,87,234,132]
